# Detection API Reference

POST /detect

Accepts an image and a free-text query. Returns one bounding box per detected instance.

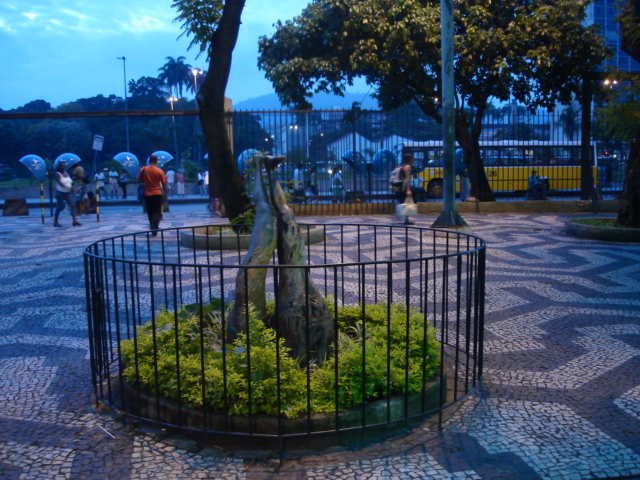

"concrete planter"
[565,217,640,242]
[180,225,326,250]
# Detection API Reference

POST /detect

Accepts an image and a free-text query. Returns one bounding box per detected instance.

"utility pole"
[432,0,466,227]
[117,56,130,151]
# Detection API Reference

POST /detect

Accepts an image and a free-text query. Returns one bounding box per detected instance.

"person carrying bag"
[394,153,417,225]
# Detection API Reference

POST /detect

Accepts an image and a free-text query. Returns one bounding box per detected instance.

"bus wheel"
[427,179,443,198]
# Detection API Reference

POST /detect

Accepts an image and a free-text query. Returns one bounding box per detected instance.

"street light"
[116,56,130,151]
[190,68,203,99]
[167,95,180,168]
[190,68,203,166]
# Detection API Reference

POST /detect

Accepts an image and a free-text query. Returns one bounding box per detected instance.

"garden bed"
[179,225,325,250]
[565,217,640,242]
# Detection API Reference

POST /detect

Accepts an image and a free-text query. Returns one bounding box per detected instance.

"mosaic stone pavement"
[1,205,639,479]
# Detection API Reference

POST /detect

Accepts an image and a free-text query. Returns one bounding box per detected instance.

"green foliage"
[172,0,225,58]
[258,0,605,113]
[120,299,441,418]
[596,75,640,142]
[228,207,256,233]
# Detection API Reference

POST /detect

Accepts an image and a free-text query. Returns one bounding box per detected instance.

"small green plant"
[120,299,440,418]
[229,207,256,234]
[573,218,622,227]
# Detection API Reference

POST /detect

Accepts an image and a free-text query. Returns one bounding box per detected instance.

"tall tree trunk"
[617,137,640,227]
[417,98,495,201]
[580,74,595,201]
[197,0,251,220]
[456,113,495,201]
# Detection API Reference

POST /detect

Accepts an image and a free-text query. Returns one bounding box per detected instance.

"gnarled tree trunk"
[267,171,333,362]
[197,0,251,220]
[227,156,333,362]
[227,166,276,338]
[617,138,640,227]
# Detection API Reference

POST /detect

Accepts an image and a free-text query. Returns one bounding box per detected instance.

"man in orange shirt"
[137,154,166,235]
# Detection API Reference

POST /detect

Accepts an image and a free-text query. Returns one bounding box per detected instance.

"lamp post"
[190,68,203,166]
[168,95,180,168]
[432,0,466,227]
[190,68,202,100]
[116,56,130,151]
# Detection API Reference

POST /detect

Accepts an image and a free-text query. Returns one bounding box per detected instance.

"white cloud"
[0,18,15,33]
[23,12,38,21]
[59,8,89,21]
[118,13,173,34]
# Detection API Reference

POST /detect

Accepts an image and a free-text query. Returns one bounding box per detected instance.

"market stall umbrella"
[18,154,47,181]
[236,149,260,174]
[342,150,367,173]
[113,152,140,177]
[372,149,397,174]
[150,151,174,168]
[53,153,82,170]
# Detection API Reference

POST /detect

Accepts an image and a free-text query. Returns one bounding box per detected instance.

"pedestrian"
[94,169,107,198]
[331,164,344,202]
[459,168,470,201]
[118,171,129,199]
[71,164,87,213]
[197,170,206,195]
[396,153,415,225]
[108,168,119,198]
[165,167,176,196]
[137,154,166,236]
[53,161,81,227]
[176,170,185,196]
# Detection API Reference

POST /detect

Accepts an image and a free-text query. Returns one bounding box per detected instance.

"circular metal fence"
[84,223,486,446]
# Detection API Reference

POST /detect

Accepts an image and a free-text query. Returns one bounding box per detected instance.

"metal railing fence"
[84,223,486,445]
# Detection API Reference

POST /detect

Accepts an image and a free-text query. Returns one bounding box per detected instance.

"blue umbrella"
[236,149,260,174]
[342,150,367,172]
[372,149,397,174]
[18,154,47,181]
[150,150,174,167]
[53,153,81,169]
[113,152,139,177]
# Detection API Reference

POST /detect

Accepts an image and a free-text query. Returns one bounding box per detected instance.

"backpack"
[389,166,404,192]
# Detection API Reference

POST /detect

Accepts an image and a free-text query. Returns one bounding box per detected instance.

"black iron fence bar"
[477,248,487,379]
[83,223,487,262]
[86,223,486,440]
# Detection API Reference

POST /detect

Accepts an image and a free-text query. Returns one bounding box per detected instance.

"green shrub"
[120,299,440,418]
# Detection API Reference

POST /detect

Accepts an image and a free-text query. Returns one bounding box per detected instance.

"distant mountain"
[233,92,379,111]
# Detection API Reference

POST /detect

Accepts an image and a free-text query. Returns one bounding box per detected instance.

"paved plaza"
[1,205,639,479]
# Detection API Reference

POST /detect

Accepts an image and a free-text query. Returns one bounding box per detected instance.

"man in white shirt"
[166,168,176,196]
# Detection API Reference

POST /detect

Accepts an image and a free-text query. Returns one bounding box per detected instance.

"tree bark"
[227,166,276,339]
[455,112,495,201]
[227,156,333,362]
[197,0,251,220]
[580,75,595,201]
[617,137,640,227]
[267,170,333,362]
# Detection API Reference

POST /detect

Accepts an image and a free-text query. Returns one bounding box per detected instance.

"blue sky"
[0,0,314,110]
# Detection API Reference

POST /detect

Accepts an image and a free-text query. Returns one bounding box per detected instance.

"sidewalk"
[0,209,639,479]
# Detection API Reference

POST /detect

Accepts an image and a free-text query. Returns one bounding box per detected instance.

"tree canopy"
[258,0,607,200]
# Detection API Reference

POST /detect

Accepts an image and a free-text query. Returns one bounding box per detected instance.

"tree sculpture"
[228,154,333,361]
[258,0,606,201]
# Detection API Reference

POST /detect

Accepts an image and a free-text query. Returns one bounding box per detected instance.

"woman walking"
[53,161,81,227]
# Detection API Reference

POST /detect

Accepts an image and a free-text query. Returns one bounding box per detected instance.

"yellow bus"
[402,140,598,197]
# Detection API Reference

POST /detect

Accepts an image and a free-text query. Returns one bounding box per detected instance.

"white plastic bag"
[395,194,417,219]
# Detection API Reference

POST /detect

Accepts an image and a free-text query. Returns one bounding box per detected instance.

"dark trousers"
[145,195,163,232]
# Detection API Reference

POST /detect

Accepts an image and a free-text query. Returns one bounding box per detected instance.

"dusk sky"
[0,0,315,110]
